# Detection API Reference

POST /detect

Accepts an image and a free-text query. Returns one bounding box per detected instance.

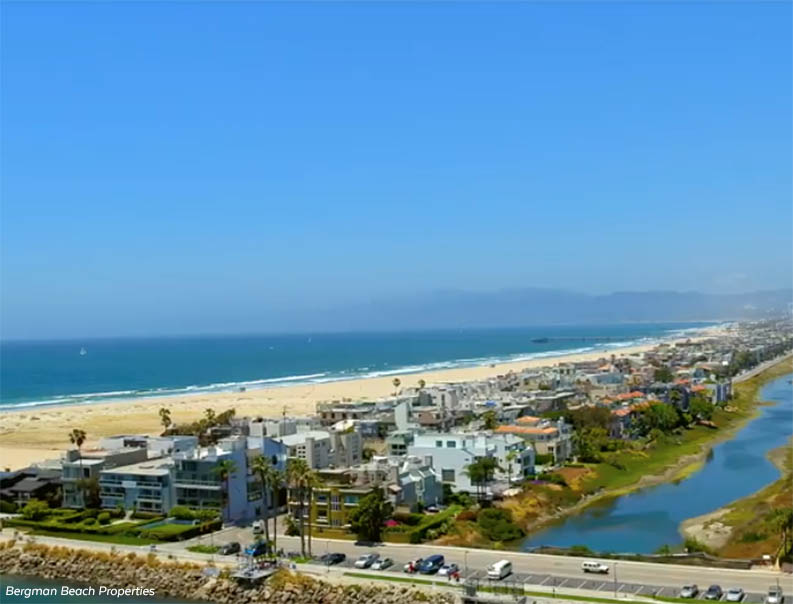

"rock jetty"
[0,541,454,603]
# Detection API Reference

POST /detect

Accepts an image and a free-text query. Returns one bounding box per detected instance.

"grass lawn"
[187,544,219,554]
[26,528,156,546]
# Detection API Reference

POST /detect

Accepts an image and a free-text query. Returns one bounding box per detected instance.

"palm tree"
[68,429,87,507]
[205,408,216,425]
[250,455,273,546]
[212,459,238,523]
[767,508,793,563]
[464,457,501,503]
[482,410,498,430]
[304,469,322,557]
[158,408,172,433]
[417,379,426,390]
[269,468,285,554]
[286,458,310,556]
[392,378,401,396]
[505,449,518,486]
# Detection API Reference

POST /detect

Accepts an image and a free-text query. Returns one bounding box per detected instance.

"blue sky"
[2,2,791,339]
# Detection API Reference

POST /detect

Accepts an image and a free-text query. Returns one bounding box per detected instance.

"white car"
[766,586,784,604]
[354,553,379,568]
[438,563,459,577]
[371,557,393,571]
[726,588,745,602]
[581,561,609,574]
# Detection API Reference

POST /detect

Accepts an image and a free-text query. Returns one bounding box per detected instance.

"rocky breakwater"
[0,541,454,603]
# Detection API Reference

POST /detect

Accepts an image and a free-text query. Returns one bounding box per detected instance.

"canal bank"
[519,357,793,554]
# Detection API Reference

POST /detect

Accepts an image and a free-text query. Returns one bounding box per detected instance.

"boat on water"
[79,347,87,356]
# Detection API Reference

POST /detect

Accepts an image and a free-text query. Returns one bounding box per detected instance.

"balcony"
[174,480,221,489]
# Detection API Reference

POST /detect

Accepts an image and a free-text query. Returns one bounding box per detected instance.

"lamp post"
[613,562,618,598]
[464,550,469,577]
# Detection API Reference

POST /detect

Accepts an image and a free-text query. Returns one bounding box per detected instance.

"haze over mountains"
[294,288,793,332]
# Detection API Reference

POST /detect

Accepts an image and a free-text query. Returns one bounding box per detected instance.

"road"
[196,528,792,598]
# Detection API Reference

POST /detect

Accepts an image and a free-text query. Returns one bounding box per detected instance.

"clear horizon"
[2,2,791,340]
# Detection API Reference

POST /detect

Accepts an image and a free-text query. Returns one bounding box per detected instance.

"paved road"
[190,528,792,597]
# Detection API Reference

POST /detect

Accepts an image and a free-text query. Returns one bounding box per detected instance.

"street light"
[464,550,468,577]
[613,562,618,598]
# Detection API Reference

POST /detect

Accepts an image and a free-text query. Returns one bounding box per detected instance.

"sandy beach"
[0,338,703,470]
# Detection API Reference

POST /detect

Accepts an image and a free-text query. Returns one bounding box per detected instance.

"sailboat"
[79,347,87,356]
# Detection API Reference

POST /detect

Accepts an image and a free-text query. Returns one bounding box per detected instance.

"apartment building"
[99,458,176,514]
[62,447,148,508]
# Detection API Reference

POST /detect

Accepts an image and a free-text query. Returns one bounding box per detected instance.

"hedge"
[407,505,461,543]
[0,501,18,513]
[139,519,221,542]
[3,517,142,536]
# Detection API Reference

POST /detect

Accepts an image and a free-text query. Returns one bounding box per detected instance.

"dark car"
[419,554,445,575]
[321,552,346,566]
[245,541,269,557]
[705,585,724,601]
[219,542,241,555]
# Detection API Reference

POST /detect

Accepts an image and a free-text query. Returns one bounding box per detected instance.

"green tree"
[286,458,311,556]
[392,378,401,396]
[636,402,681,436]
[68,428,87,507]
[767,508,793,562]
[204,408,217,426]
[76,477,101,508]
[572,427,608,463]
[417,379,426,390]
[482,410,499,430]
[304,469,322,556]
[653,367,674,383]
[464,457,501,503]
[566,406,611,431]
[212,459,238,522]
[348,488,393,542]
[505,449,518,485]
[250,455,274,548]
[21,499,50,521]
[689,395,714,421]
[158,407,172,433]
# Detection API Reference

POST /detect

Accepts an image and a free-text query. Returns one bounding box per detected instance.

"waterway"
[521,373,793,554]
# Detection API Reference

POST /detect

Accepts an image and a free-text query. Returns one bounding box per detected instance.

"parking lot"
[295,550,776,603]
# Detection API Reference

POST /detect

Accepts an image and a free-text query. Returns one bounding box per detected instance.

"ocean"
[0,323,712,411]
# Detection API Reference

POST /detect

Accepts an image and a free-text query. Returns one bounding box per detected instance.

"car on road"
[219,542,241,555]
[581,561,609,574]
[766,586,784,604]
[679,585,699,598]
[320,552,346,566]
[487,560,512,580]
[245,541,269,557]
[704,585,724,600]
[404,558,423,573]
[371,557,394,571]
[438,563,459,577]
[418,554,445,574]
[726,588,745,602]
[252,520,265,535]
[354,553,380,569]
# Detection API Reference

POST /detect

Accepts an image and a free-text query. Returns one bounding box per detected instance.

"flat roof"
[101,459,172,477]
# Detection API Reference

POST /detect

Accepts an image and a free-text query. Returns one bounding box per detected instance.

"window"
[344,494,359,505]
[441,469,455,483]
[435,440,443,447]
[446,441,456,448]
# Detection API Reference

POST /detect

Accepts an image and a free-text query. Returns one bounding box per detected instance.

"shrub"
[456,509,477,522]
[97,512,111,525]
[569,544,593,556]
[83,518,97,526]
[111,505,126,519]
[168,506,196,521]
[0,500,18,513]
[131,510,162,520]
[21,499,50,521]
[477,507,524,542]
[537,472,567,487]
[392,511,423,526]
[535,453,555,465]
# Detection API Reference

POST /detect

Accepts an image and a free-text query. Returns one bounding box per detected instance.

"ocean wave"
[1,326,709,411]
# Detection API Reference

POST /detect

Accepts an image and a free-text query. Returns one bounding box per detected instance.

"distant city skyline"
[2,2,791,339]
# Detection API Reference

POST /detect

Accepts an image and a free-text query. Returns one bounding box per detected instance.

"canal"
[521,373,793,554]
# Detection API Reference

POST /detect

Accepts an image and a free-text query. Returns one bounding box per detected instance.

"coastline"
[507,354,793,548]
[0,341,667,470]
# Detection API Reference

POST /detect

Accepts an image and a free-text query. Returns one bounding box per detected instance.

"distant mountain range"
[299,288,793,331]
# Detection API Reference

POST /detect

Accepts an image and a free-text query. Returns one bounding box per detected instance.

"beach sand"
[0,337,705,470]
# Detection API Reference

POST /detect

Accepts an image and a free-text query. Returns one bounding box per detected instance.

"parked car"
[766,586,784,604]
[371,557,394,570]
[726,588,745,602]
[704,585,723,600]
[354,553,379,568]
[252,520,265,535]
[419,554,445,574]
[438,563,459,577]
[245,541,268,557]
[680,585,699,598]
[320,552,346,566]
[487,560,512,580]
[219,542,241,555]
[404,558,423,573]
[581,561,609,574]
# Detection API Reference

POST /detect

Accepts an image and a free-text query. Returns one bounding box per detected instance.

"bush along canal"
[521,371,793,554]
